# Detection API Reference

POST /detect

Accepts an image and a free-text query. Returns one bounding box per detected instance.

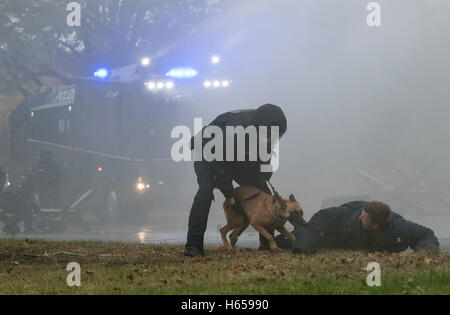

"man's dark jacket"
[288,201,439,254]
[190,106,286,198]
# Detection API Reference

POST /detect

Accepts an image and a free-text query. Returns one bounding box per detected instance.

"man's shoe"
[184,246,205,257]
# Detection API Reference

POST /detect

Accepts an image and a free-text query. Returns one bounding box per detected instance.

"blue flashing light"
[158,181,165,185]
[94,68,109,79]
[166,67,198,79]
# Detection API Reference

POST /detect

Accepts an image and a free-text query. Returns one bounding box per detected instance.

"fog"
[172,0,450,238]
[3,0,450,244]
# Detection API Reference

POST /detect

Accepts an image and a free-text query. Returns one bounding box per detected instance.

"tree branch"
[0,55,30,97]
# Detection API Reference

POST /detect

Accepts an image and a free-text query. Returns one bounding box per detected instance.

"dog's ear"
[289,194,296,202]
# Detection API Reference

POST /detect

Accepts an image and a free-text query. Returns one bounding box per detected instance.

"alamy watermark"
[367,2,381,27]
[366,262,381,287]
[66,2,81,27]
[66,262,81,287]
[171,119,280,172]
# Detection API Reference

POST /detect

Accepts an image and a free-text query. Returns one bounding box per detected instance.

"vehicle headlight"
[136,177,150,191]
[204,79,231,89]
[141,57,151,67]
[146,81,174,91]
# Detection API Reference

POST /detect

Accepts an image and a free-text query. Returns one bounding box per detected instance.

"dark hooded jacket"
[289,201,439,254]
[190,104,287,198]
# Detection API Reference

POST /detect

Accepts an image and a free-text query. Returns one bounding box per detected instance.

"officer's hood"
[252,104,287,137]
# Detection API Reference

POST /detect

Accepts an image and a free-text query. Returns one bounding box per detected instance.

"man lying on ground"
[275,201,439,254]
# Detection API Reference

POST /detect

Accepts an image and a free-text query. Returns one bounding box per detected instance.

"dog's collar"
[273,198,284,218]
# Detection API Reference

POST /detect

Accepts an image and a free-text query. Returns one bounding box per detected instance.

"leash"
[267,180,284,218]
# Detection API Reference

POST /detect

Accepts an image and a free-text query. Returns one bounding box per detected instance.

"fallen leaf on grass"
[231,267,239,274]
[176,279,184,284]
[161,279,168,284]
[264,264,276,270]
[86,270,95,275]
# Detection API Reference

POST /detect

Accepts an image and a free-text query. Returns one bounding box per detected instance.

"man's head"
[359,201,392,233]
[253,104,287,144]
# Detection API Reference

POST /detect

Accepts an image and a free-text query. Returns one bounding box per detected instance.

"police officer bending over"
[275,201,439,254]
[185,104,287,257]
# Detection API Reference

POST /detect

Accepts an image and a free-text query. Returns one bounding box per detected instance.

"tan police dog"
[220,186,305,252]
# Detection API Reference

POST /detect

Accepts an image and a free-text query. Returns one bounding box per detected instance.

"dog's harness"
[239,181,284,218]
[273,199,283,218]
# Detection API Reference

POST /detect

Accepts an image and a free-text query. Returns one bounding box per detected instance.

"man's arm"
[400,218,439,252]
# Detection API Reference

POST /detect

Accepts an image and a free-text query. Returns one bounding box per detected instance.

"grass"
[0,238,449,294]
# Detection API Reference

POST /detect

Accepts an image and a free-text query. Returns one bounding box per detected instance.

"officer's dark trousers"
[186,161,272,250]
